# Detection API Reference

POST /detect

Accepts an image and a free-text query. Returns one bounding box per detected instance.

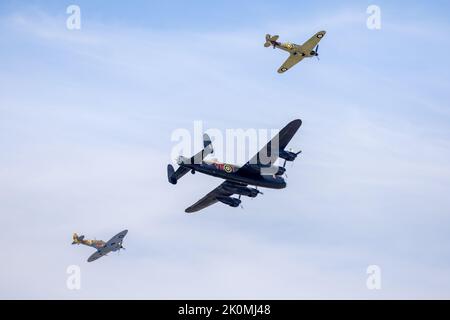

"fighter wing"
[87,249,108,262]
[300,31,326,53]
[239,119,302,172]
[185,181,246,213]
[278,53,304,73]
[105,230,128,249]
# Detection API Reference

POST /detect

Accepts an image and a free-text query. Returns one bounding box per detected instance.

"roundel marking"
[317,34,323,38]
[224,164,233,173]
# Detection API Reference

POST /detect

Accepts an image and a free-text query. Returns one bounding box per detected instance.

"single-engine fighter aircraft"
[264,31,326,73]
[167,119,302,213]
[72,230,128,262]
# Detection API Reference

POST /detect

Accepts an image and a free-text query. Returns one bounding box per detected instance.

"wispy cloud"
[1,3,450,299]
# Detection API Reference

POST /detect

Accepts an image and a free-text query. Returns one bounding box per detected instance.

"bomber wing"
[238,119,302,175]
[185,181,246,213]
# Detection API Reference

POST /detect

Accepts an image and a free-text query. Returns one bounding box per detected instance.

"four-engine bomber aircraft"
[72,230,128,262]
[264,31,326,73]
[167,119,302,213]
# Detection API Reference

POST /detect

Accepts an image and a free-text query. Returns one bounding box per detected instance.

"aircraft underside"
[182,163,287,189]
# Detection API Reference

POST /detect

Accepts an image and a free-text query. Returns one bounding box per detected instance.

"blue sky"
[1,0,450,299]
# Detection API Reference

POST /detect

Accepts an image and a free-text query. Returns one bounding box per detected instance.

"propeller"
[290,148,302,168]
[238,194,244,209]
[280,161,289,179]
[282,148,302,171]
[253,186,263,198]
[315,44,320,60]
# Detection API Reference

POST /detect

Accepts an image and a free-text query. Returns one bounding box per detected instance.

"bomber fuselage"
[179,159,286,189]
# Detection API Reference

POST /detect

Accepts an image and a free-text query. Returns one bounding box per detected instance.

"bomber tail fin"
[167,164,186,184]
[168,134,213,185]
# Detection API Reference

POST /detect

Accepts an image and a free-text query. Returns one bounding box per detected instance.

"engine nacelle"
[217,196,241,208]
[274,166,286,176]
[223,185,260,198]
[279,150,300,162]
[249,164,286,176]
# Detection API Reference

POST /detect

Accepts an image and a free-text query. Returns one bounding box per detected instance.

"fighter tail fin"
[72,233,84,244]
[72,233,78,244]
[264,34,279,47]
